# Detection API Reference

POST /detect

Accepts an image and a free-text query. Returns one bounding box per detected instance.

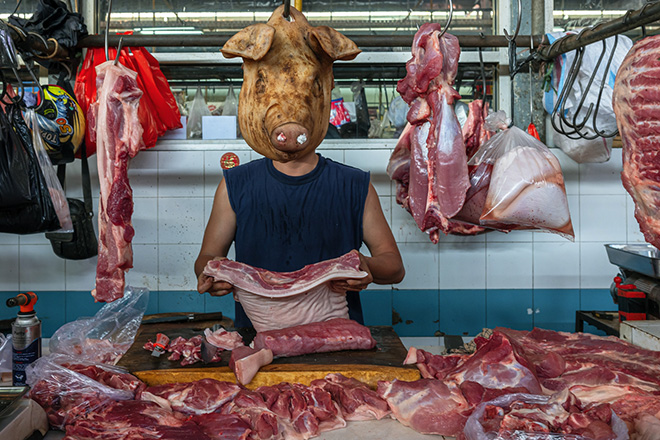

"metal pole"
[538,1,660,60]
[77,33,543,49]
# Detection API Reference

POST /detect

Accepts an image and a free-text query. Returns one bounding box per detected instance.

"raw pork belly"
[310,373,390,421]
[203,251,367,332]
[613,35,660,249]
[139,378,241,415]
[91,61,144,302]
[252,318,376,357]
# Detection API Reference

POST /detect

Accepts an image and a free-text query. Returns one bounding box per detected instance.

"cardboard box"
[160,116,187,140]
[202,115,237,140]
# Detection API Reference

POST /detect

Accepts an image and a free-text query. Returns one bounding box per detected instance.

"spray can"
[6,292,41,386]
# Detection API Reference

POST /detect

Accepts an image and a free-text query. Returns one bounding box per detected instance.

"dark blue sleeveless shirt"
[223,154,370,328]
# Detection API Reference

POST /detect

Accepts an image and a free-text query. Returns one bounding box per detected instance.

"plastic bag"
[0,333,11,373]
[388,96,409,129]
[469,111,574,240]
[543,32,632,163]
[25,109,73,234]
[0,104,61,234]
[187,87,212,139]
[222,85,238,116]
[49,286,149,364]
[462,392,628,440]
[330,87,351,127]
[26,354,137,429]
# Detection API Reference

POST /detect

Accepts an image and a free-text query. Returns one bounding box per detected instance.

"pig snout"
[269,123,310,152]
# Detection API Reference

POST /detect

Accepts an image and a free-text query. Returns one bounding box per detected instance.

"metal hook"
[503,0,522,42]
[282,0,290,20]
[478,33,487,104]
[592,35,620,138]
[104,0,113,61]
[438,0,454,38]
[113,36,123,66]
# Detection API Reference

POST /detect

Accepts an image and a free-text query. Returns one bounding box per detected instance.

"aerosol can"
[6,292,41,386]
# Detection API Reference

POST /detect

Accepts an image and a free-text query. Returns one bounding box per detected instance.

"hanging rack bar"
[75,33,542,49]
[538,1,660,61]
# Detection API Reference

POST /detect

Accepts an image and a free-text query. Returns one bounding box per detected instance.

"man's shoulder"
[323,156,369,180]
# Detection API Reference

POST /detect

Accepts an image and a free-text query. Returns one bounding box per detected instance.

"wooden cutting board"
[118,318,420,389]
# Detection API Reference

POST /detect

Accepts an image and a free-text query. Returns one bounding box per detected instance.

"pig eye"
[255,71,266,94]
[312,76,322,97]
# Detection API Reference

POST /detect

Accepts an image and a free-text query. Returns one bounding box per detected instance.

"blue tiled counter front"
[0,289,617,338]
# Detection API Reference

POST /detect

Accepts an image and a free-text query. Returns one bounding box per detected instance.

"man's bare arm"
[195,178,237,296]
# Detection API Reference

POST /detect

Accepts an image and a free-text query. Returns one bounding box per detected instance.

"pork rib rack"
[613,35,660,249]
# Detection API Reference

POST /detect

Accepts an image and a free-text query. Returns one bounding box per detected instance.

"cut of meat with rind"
[203,251,367,332]
[229,346,274,386]
[91,61,144,303]
[252,318,376,358]
[203,250,367,297]
[613,35,660,249]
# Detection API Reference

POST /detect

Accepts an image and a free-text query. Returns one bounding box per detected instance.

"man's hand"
[329,252,374,293]
[197,257,234,297]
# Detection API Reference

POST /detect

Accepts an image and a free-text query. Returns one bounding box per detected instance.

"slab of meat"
[613,35,660,249]
[252,318,376,357]
[204,327,244,350]
[190,413,252,440]
[396,24,469,237]
[386,122,413,209]
[377,378,471,436]
[310,373,390,421]
[139,379,241,415]
[204,251,367,332]
[220,389,296,440]
[91,61,144,303]
[229,346,273,385]
[462,100,492,160]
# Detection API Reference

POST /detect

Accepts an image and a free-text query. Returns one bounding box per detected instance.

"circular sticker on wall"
[220,152,240,169]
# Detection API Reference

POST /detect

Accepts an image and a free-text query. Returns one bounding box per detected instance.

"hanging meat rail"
[75,34,541,49]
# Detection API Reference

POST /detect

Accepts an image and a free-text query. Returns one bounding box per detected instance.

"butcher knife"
[201,324,222,364]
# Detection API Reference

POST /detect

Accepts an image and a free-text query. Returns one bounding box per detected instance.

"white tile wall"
[0,142,644,293]
[486,242,534,289]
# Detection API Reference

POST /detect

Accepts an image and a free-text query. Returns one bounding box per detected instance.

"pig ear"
[309,26,361,61]
[221,24,275,61]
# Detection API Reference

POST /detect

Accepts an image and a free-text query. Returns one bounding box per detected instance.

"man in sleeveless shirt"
[194,149,405,329]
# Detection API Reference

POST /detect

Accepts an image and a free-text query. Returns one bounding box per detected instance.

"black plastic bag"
[0,109,33,207]
[9,0,88,49]
[0,104,60,234]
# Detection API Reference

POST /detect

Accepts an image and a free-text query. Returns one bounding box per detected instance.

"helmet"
[36,85,85,164]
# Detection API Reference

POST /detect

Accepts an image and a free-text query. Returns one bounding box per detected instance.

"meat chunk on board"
[252,318,377,357]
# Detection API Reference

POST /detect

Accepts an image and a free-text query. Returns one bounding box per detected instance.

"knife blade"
[142,312,224,325]
[201,324,222,364]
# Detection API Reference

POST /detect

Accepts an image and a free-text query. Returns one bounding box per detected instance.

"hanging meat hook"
[104,0,113,61]
[438,0,454,38]
[282,0,291,20]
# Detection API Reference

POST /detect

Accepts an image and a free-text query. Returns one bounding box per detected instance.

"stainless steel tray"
[0,386,28,418]
[605,244,660,278]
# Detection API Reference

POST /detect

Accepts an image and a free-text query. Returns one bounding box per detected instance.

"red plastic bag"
[74,43,181,156]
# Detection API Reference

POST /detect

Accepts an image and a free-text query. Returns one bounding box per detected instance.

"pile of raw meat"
[387,327,660,438]
[27,327,660,439]
[388,24,574,241]
[613,35,660,250]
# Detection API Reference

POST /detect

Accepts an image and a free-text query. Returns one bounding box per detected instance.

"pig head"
[221,5,360,161]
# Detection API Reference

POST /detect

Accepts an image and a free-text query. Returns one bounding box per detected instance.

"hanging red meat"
[396,24,470,240]
[613,35,660,249]
[90,61,144,303]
